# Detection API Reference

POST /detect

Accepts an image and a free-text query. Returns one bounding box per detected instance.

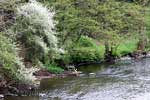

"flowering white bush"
[14,0,58,62]
[17,0,57,46]
[1,0,62,84]
[3,0,60,83]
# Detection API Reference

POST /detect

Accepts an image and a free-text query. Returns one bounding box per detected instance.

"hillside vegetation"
[0,0,150,89]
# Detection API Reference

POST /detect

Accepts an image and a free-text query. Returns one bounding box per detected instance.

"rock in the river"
[39,93,48,99]
[39,93,46,97]
[89,73,96,77]
[0,94,4,98]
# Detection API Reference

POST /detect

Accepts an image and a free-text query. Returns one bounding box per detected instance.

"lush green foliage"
[0,0,150,85]
[46,0,143,40]
[43,0,144,60]
[113,40,138,57]
[76,36,97,47]
[70,48,102,63]
[68,36,104,63]
[133,0,150,6]
[0,32,23,80]
[44,63,64,74]
[0,1,60,83]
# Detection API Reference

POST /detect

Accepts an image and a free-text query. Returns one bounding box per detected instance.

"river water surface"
[4,58,150,100]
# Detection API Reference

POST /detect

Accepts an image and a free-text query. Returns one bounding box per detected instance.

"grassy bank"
[65,36,139,64]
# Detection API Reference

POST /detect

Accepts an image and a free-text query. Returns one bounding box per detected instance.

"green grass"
[114,40,138,57]
[99,41,138,58]
[44,63,64,74]
[76,36,105,58]
[96,45,105,58]
[96,40,138,58]
[70,36,105,63]
[72,36,138,63]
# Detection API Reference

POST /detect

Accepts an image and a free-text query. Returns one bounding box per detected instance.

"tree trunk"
[104,41,115,63]
[137,39,145,51]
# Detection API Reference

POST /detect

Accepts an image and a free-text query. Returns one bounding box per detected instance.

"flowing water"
[4,58,150,100]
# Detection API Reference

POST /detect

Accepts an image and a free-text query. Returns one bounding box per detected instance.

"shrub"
[114,40,138,57]
[70,47,102,63]
[76,36,97,47]
[13,0,58,63]
[66,36,103,63]
[0,32,24,81]
[60,53,72,65]
[0,0,19,10]
[44,63,64,74]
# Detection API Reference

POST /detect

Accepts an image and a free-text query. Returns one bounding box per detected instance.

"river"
[4,58,150,100]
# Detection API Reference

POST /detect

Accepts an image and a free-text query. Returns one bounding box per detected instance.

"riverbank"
[0,70,81,97]
[4,57,150,100]
[0,51,150,98]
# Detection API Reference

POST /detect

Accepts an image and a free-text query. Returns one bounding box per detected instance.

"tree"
[119,0,150,6]
[51,0,101,46]
[44,0,144,61]
[133,0,150,6]
[95,0,143,60]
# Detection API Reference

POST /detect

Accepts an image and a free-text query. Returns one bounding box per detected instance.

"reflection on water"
[4,96,39,100]
[4,58,150,100]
